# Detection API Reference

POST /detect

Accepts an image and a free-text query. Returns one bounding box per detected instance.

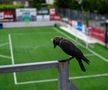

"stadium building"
[0,0,54,7]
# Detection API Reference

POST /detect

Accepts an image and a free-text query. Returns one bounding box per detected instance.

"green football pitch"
[0,26,108,90]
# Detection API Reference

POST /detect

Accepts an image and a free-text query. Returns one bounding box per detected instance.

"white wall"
[3,21,57,28]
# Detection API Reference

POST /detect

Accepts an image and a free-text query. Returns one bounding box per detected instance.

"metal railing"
[0,59,78,90]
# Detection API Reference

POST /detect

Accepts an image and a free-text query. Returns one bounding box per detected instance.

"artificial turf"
[0,26,108,90]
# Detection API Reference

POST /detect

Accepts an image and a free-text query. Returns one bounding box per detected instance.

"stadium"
[0,0,108,90]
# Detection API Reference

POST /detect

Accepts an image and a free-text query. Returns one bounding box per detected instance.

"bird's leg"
[68,56,74,64]
[59,56,74,64]
[59,56,74,62]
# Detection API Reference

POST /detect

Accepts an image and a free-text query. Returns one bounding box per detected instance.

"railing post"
[58,60,69,90]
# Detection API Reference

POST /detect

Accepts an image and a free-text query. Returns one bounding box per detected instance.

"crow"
[53,37,90,72]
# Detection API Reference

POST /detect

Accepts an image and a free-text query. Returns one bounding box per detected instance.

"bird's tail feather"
[77,58,86,72]
[82,56,90,64]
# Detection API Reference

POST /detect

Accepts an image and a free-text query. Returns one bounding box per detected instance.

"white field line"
[12,53,94,85]
[0,42,8,48]
[7,28,107,85]
[16,73,108,85]
[0,54,11,59]
[85,54,95,57]
[15,53,97,85]
[8,34,18,85]
[54,28,108,63]
[0,53,94,68]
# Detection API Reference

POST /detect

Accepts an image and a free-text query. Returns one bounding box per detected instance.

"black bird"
[53,37,90,72]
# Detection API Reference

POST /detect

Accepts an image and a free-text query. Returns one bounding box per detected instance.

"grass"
[0,26,108,90]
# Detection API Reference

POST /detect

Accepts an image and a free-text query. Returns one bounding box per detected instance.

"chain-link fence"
[56,8,107,30]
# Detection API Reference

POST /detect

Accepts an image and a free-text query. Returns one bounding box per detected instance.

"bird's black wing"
[61,40,84,58]
[59,40,77,56]
[57,38,90,72]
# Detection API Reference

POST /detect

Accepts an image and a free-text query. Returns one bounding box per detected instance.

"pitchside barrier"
[0,59,78,90]
[3,21,57,28]
[2,20,98,48]
[2,21,67,28]
[54,22,98,48]
[60,26,98,48]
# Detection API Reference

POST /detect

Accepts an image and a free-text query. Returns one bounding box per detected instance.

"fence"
[0,8,107,30]
[56,8,107,29]
[3,21,57,28]
[0,59,79,90]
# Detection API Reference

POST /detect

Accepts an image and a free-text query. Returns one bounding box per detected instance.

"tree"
[55,0,80,9]
[54,0,108,14]
[31,0,42,10]
[69,0,80,10]
[54,0,70,8]
[4,0,9,4]
[81,0,90,11]
[98,0,108,14]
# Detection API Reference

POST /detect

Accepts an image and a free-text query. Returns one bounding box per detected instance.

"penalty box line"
[16,73,108,85]
[0,54,11,59]
[8,31,95,85]
[8,34,18,85]
[0,42,10,59]
[7,31,100,85]
[8,32,95,85]
[0,42,8,48]
[12,53,95,85]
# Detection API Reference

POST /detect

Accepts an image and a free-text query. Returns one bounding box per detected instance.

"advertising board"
[50,8,56,16]
[76,22,83,32]
[0,10,15,22]
[16,8,37,21]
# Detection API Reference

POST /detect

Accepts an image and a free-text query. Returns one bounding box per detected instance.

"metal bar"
[0,59,79,90]
[58,60,69,90]
[0,61,58,73]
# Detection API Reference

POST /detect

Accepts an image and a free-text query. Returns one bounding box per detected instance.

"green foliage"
[81,0,90,11]
[54,0,82,10]
[31,0,42,10]
[54,0,108,14]
[0,4,24,9]
[98,0,108,14]
[82,0,108,14]
[69,0,80,10]
[3,0,9,4]
[54,0,71,8]
[47,5,55,9]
